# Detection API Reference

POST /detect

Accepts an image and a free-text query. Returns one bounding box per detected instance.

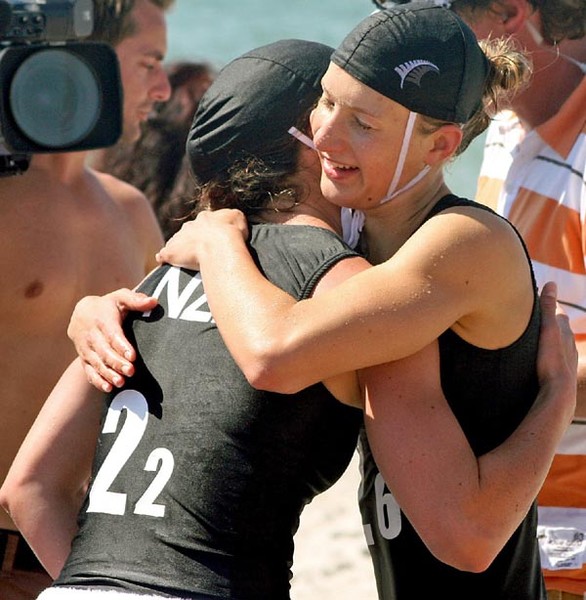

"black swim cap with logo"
[333,2,490,123]
[187,39,333,184]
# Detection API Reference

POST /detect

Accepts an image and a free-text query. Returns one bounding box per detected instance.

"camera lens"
[9,48,100,148]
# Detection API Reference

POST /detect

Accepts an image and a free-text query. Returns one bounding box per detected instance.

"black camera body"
[0,0,94,42]
[0,0,123,175]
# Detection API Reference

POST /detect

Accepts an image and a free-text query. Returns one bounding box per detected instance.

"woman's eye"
[356,119,372,131]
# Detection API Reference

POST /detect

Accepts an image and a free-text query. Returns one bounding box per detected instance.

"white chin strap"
[341,110,432,249]
[288,126,316,149]
[341,207,365,249]
[288,126,362,247]
[379,110,431,205]
[289,113,432,250]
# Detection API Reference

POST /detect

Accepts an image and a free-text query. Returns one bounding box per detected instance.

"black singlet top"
[55,224,362,599]
[358,195,546,599]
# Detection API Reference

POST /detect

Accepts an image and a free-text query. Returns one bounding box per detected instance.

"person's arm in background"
[362,282,576,571]
[0,359,104,578]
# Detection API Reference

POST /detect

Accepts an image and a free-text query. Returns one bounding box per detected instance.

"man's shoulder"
[93,169,150,206]
[92,169,161,232]
[93,169,164,262]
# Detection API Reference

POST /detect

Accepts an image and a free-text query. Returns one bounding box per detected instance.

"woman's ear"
[426,125,463,166]
[466,0,533,39]
[496,0,535,35]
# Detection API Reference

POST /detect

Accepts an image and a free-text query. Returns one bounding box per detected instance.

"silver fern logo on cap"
[394,60,440,89]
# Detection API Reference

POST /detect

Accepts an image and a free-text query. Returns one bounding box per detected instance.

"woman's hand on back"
[156,209,250,270]
[67,289,157,392]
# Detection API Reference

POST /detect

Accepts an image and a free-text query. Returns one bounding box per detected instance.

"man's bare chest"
[2,213,147,336]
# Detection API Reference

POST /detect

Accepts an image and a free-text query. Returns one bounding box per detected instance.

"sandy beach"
[291,451,378,599]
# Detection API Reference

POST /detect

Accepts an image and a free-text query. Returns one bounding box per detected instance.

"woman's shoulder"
[427,193,495,218]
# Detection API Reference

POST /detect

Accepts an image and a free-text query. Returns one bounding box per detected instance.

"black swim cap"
[187,39,332,184]
[333,2,489,123]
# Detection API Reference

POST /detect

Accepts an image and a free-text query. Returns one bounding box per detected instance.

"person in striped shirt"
[444,0,585,597]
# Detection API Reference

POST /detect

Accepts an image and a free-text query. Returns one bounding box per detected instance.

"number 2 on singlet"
[87,389,175,517]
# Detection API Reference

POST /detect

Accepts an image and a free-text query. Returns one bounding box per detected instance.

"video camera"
[0,0,123,176]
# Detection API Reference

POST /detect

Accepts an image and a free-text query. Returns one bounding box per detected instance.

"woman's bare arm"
[363,282,576,570]
[156,207,532,393]
[0,359,104,578]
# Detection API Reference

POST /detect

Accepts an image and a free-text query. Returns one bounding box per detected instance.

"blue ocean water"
[165,0,485,198]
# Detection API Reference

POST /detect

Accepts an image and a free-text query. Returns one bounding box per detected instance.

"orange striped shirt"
[477,78,586,594]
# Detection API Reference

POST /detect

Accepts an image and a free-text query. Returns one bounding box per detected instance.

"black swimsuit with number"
[54,224,362,599]
[359,194,545,599]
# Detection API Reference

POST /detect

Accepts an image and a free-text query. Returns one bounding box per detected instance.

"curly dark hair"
[192,109,314,219]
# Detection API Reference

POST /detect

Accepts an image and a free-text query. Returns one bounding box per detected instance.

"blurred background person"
[441,0,585,597]
[93,60,216,239]
[0,1,172,597]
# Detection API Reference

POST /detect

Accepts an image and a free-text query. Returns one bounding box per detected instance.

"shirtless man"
[0,0,171,595]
